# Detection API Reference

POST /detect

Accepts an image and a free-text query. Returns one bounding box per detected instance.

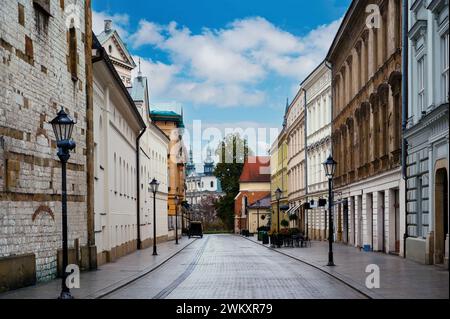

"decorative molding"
[32,205,55,221]
[408,20,428,41]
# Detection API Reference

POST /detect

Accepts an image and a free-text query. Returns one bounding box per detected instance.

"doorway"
[394,190,400,253]
[357,195,363,248]
[343,200,349,244]
[435,167,448,265]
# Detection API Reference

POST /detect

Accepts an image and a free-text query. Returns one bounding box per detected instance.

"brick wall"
[0,0,88,282]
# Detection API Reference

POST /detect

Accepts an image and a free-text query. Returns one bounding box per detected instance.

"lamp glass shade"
[149,178,160,194]
[50,108,75,142]
[323,155,337,178]
[275,188,282,200]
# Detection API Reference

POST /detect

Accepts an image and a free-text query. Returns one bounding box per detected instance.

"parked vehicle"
[188,221,203,238]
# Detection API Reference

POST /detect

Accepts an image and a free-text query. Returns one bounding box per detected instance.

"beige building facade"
[150,110,186,241]
[286,88,307,233]
[327,0,405,255]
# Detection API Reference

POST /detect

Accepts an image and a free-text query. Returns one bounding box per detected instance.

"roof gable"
[98,30,136,70]
[239,156,271,183]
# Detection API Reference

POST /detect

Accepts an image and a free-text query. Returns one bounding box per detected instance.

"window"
[442,33,449,103]
[210,181,214,188]
[69,26,78,81]
[119,157,122,195]
[417,57,426,113]
[114,153,117,193]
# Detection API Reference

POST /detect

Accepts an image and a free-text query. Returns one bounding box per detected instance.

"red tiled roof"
[239,156,271,183]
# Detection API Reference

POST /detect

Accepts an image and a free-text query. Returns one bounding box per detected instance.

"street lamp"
[275,188,282,233]
[149,178,160,256]
[256,199,261,237]
[323,155,337,267]
[50,108,76,299]
[174,195,179,244]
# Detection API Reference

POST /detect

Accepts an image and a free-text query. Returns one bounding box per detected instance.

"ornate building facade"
[270,104,289,232]
[286,88,307,234]
[327,0,405,255]
[405,0,448,266]
[150,109,186,241]
[303,61,332,241]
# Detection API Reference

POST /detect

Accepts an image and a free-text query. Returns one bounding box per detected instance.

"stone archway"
[434,159,448,265]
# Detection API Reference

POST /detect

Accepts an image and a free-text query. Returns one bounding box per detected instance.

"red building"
[234,156,271,233]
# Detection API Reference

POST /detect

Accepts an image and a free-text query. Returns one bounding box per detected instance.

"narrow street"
[103,235,366,299]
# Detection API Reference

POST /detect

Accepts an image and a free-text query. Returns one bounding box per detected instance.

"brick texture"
[0,0,88,282]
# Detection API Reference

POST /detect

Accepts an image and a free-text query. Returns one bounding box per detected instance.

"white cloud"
[132,56,180,98]
[129,20,164,48]
[125,16,341,108]
[92,10,130,39]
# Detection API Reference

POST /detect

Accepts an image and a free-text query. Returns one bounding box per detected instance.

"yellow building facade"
[270,123,289,233]
[150,110,187,238]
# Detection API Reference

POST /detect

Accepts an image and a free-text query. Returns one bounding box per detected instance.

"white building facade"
[185,147,223,221]
[406,0,448,266]
[303,62,332,241]
[286,88,306,232]
[92,37,146,264]
[93,20,170,264]
[130,74,170,248]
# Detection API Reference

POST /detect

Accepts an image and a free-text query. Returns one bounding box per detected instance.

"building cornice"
[404,103,449,138]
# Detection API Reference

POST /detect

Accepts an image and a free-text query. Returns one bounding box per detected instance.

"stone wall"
[0,0,88,283]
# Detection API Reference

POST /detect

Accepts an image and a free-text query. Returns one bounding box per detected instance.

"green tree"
[214,133,253,230]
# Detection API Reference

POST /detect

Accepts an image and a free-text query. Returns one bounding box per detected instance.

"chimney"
[104,20,112,32]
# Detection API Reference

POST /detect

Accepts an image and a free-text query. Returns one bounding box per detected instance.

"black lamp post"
[275,188,282,233]
[174,195,179,244]
[323,155,337,267]
[256,200,260,236]
[149,178,160,256]
[50,108,76,299]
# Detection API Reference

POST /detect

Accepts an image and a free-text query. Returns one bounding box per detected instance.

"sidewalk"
[246,235,449,299]
[0,237,196,299]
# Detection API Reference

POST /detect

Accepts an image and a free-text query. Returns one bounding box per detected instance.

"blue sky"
[92,0,351,155]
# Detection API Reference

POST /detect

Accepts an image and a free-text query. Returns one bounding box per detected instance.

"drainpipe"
[84,0,97,270]
[136,127,146,250]
[325,61,333,241]
[401,0,409,259]
[302,87,308,238]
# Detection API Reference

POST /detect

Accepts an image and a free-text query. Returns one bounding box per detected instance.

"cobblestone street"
[104,235,366,299]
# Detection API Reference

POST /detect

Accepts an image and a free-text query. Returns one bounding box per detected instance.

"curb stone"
[240,235,382,299]
[86,238,198,299]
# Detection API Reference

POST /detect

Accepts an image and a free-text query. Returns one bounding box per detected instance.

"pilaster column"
[363,193,373,248]
[349,196,355,246]
[368,28,375,78]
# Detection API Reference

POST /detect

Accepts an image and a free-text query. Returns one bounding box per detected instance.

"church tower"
[203,147,214,176]
[186,146,196,176]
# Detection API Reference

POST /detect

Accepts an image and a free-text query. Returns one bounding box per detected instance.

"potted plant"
[280,219,289,228]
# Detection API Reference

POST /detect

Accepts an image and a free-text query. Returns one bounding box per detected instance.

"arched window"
[114,153,117,193]
[119,157,122,195]
[99,116,103,166]
[210,181,214,188]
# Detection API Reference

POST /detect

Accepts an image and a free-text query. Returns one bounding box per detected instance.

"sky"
[92,0,351,157]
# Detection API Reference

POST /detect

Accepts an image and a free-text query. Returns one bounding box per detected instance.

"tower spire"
[138,58,142,77]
